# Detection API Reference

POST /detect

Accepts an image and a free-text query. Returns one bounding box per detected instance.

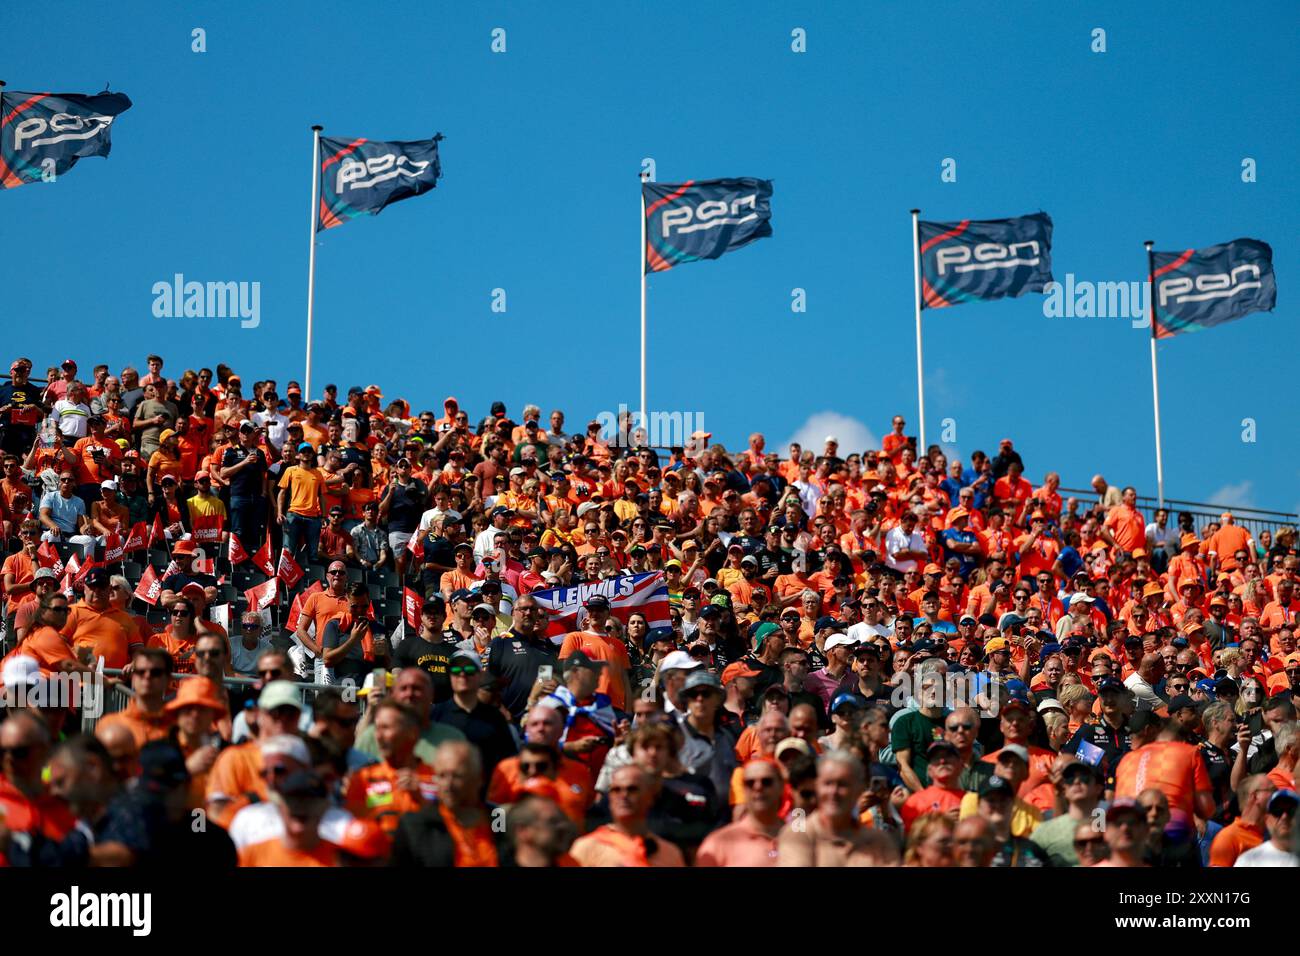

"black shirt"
[221,446,267,500]
[394,628,461,703]
[429,697,518,778]
[1199,739,1235,821]
[386,479,428,533]
[0,381,43,454]
[486,630,560,719]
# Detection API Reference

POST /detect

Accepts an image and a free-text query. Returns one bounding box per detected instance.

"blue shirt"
[940,528,979,579]
[1056,546,1083,580]
[39,490,85,533]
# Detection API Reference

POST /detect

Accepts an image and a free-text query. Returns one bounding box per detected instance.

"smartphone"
[537,664,554,682]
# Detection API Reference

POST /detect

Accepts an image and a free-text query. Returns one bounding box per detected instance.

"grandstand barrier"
[80,668,351,735]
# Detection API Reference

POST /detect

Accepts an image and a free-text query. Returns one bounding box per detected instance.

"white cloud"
[784,411,879,457]
[1206,480,1256,510]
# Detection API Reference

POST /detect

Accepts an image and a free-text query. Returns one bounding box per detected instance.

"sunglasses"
[745,776,780,789]
[520,762,552,775]
[946,722,977,732]
[195,648,223,659]
[135,667,168,678]
[1074,837,1106,849]
[171,609,192,618]
[449,665,480,676]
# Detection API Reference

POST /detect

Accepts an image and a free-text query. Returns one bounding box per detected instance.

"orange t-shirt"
[301,591,350,639]
[2,550,37,597]
[570,825,684,867]
[147,626,200,674]
[1208,819,1265,867]
[206,742,266,827]
[148,450,187,484]
[982,745,1058,811]
[900,785,965,831]
[20,625,78,675]
[1113,741,1212,821]
[72,436,122,485]
[95,700,175,751]
[61,602,138,669]
[278,465,325,517]
[344,759,438,832]
[559,630,632,710]
[439,805,499,867]
[487,756,593,825]
[239,839,340,867]
[1103,505,1146,554]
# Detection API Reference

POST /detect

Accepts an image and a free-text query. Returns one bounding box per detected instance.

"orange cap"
[164,676,227,714]
[1180,533,1200,549]
[721,661,763,686]
[334,818,392,860]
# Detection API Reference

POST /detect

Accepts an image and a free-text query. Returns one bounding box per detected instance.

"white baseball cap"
[825,634,861,653]
[659,650,703,673]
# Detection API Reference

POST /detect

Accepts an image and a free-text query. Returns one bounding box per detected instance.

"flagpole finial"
[311,124,323,132]
[910,208,920,215]
[1143,240,1153,251]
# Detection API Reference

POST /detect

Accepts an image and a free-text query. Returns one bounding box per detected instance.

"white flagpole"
[639,171,649,435]
[1145,240,1165,508]
[305,125,323,402]
[910,209,927,453]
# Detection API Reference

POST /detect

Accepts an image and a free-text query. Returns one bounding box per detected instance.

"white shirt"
[252,409,291,451]
[885,526,926,573]
[848,620,892,644]
[474,525,507,562]
[53,400,91,439]
[1124,672,1163,711]
[792,480,823,518]
[1234,841,1298,867]
[227,801,355,849]
[228,634,272,676]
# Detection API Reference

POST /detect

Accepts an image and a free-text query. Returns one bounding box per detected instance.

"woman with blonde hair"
[904,812,955,867]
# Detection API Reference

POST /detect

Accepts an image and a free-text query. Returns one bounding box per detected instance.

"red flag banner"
[406,533,425,563]
[63,552,82,582]
[59,569,74,598]
[37,541,64,575]
[104,533,124,563]
[252,534,275,576]
[227,533,248,566]
[161,559,181,580]
[149,513,167,547]
[277,548,304,589]
[245,577,279,612]
[134,565,162,605]
[124,522,148,553]
[403,587,422,629]
[192,513,224,544]
[74,558,98,586]
[286,580,323,631]
[529,571,670,643]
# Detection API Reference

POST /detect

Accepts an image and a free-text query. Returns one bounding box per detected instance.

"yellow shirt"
[278,465,325,517]
[958,790,1042,837]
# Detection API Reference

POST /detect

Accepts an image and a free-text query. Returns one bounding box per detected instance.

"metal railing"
[1058,487,1296,542]
[80,669,351,734]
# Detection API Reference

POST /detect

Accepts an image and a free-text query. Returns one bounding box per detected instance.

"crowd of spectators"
[0,355,1297,868]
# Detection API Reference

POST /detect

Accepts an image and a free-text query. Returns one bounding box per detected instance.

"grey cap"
[32,567,59,581]
[681,669,723,695]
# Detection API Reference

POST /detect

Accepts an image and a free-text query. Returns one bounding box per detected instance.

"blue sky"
[4,1,1296,514]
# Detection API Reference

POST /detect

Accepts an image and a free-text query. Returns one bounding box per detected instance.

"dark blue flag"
[1151,238,1276,339]
[918,212,1054,309]
[643,179,773,273]
[0,90,132,189]
[318,134,442,231]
